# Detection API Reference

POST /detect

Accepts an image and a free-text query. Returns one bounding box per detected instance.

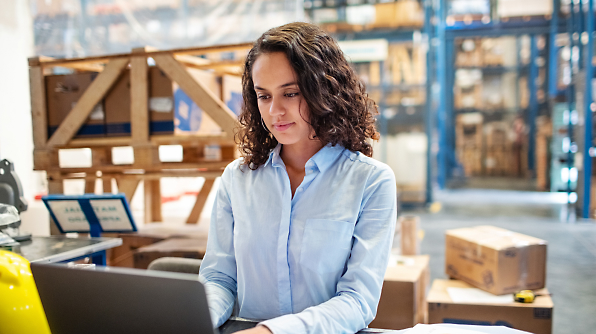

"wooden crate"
[29,43,251,233]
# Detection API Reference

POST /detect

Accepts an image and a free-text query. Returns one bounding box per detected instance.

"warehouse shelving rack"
[546,0,596,218]
[432,0,555,190]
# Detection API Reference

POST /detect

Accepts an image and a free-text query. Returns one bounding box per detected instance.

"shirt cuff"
[259,314,306,334]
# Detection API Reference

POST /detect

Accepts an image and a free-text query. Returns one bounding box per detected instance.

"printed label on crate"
[149,97,173,113]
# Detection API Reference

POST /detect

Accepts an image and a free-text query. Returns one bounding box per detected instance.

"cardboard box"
[445,226,547,295]
[373,1,424,28]
[222,74,243,116]
[370,255,430,330]
[104,67,221,136]
[428,279,553,334]
[133,237,208,269]
[45,72,105,138]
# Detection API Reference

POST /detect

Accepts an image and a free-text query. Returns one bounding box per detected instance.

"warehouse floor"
[407,188,596,334]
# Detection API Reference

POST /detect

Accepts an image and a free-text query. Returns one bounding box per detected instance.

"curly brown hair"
[236,22,380,169]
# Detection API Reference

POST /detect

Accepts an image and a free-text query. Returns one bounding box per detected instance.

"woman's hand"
[234,325,273,334]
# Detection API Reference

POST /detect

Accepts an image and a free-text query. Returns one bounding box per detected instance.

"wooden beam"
[103,177,112,193]
[38,42,253,68]
[153,54,238,137]
[63,170,224,181]
[47,172,63,235]
[46,58,129,147]
[177,58,244,71]
[116,178,140,203]
[38,55,104,72]
[130,54,149,144]
[65,133,235,148]
[29,64,48,149]
[144,179,162,223]
[174,54,211,66]
[399,215,420,256]
[186,178,215,224]
[85,179,96,194]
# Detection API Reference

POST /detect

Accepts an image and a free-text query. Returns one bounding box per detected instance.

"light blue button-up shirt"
[199,143,397,334]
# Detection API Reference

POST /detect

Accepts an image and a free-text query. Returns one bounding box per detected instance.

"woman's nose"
[269,96,286,116]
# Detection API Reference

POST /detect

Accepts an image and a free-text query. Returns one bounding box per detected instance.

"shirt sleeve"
[198,165,238,328]
[260,165,397,334]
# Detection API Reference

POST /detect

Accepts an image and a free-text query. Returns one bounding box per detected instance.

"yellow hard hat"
[0,250,51,334]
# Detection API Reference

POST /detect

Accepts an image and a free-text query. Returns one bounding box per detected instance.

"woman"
[198,22,397,334]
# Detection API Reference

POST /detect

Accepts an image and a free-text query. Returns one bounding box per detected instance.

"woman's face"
[252,52,315,148]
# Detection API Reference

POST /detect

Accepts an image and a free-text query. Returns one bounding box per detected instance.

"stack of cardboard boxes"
[45,67,243,140]
[427,226,553,334]
[456,113,484,176]
[370,215,430,330]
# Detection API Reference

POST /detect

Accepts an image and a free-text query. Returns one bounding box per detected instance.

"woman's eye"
[286,92,299,98]
[257,95,270,100]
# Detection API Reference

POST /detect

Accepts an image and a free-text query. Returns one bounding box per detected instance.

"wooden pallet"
[29,43,251,233]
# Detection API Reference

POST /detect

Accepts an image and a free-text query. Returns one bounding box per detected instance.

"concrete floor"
[404,188,596,334]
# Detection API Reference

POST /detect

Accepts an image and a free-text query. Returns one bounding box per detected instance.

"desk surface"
[219,318,407,334]
[19,236,122,263]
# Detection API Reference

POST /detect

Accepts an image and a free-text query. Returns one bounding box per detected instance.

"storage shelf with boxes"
[452,33,550,185]
[29,43,249,230]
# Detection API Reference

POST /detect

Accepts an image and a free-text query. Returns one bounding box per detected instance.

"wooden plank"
[144,179,162,224]
[133,145,159,169]
[65,133,235,148]
[91,147,112,166]
[400,215,420,256]
[29,64,48,149]
[186,178,215,224]
[116,178,141,203]
[131,54,149,144]
[37,55,104,72]
[153,54,239,137]
[47,58,129,147]
[103,178,112,193]
[47,172,64,235]
[63,170,224,181]
[38,42,253,68]
[85,179,96,194]
[177,58,244,71]
[174,54,211,66]
[46,160,231,174]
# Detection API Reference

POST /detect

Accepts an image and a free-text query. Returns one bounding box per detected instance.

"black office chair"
[147,257,202,275]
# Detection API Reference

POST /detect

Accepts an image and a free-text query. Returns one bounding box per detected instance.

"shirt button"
[298,188,303,192]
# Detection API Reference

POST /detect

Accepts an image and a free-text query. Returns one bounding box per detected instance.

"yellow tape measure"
[513,290,536,303]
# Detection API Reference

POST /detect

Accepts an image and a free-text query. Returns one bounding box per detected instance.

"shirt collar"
[264,144,283,168]
[308,143,345,173]
[264,143,345,172]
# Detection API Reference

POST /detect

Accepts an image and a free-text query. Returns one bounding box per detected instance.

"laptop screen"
[30,263,217,334]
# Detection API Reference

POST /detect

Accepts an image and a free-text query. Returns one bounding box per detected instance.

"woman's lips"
[273,122,294,131]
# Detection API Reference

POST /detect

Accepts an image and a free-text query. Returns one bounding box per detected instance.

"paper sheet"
[406,324,488,334]
[447,287,514,304]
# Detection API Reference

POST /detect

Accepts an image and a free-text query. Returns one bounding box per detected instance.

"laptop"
[30,262,218,334]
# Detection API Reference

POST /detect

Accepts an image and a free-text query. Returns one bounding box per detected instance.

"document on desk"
[405,324,531,334]
[447,287,514,304]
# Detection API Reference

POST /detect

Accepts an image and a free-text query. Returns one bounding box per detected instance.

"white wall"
[0,0,49,235]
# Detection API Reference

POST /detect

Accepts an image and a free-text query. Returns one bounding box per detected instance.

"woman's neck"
[280,140,324,171]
